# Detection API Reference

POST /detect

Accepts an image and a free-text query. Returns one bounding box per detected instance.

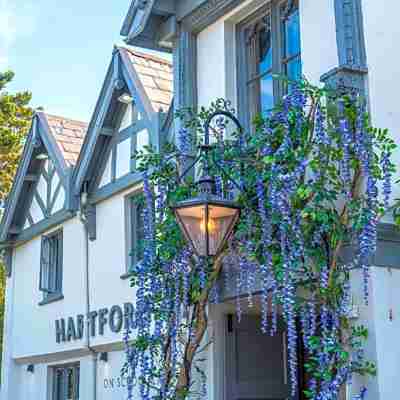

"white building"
[1,1,400,399]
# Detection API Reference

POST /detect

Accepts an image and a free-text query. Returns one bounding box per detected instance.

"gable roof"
[73,46,173,196]
[45,114,87,166]
[0,112,87,244]
[122,48,173,113]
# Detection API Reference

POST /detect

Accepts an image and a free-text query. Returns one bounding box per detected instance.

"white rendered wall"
[299,0,338,83]
[116,138,131,179]
[12,217,86,359]
[11,188,140,358]
[362,0,400,203]
[88,186,139,347]
[350,267,400,400]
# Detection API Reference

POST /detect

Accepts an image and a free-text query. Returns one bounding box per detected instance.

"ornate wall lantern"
[173,109,243,258]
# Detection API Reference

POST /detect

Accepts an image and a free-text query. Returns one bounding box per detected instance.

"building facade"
[1,1,400,399]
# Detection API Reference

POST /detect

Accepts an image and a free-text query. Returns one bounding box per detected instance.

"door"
[226,314,291,400]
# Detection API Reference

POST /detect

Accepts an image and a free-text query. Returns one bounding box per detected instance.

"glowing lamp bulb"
[200,217,216,233]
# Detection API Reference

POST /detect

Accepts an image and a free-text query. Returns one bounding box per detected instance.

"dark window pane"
[130,197,145,267]
[284,10,301,58]
[260,74,274,113]
[286,56,302,81]
[67,368,74,400]
[259,17,272,74]
[135,202,145,262]
[55,369,64,400]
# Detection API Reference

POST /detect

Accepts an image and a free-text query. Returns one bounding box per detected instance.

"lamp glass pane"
[175,205,208,256]
[175,204,239,257]
[208,205,239,256]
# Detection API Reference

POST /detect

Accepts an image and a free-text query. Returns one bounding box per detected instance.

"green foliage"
[0,71,32,374]
[0,70,32,200]
[129,81,395,399]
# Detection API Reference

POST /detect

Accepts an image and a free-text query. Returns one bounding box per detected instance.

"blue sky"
[0,0,150,122]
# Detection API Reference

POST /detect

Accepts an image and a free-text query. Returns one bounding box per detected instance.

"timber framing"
[73,46,171,239]
[0,112,72,249]
[73,47,159,197]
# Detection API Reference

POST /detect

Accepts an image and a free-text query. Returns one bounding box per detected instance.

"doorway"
[225,314,293,400]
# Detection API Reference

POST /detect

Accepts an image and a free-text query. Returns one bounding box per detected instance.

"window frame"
[123,190,145,278]
[237,0,301,130]
[51,363,80,400]
[39,229,63,305]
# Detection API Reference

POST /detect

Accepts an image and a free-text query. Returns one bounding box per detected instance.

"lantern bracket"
[178,109,246,195]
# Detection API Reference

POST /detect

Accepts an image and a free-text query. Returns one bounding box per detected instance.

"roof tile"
[121,47,173,113]
[45,114,88,166]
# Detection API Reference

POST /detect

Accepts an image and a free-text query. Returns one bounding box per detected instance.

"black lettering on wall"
[109,305,123,333]
[55,319,66,343]
[124,303,135,330]
[98,308,109,335]
[67,317,77,341]
[89,311,98,337]
[77,314,85,339]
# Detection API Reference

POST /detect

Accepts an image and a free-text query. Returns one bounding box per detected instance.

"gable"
[98,103,150,190]
[73,47,172,203]
[0,112,86,244]
[24,159,66,230]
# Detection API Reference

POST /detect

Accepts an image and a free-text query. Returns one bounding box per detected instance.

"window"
[125,193,145,273]
[238,0,301,125]
[52,364,80,400]
[39,230,63,302]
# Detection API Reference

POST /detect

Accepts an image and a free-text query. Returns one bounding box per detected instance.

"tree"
[0,71,32,201]
[0,71,32,369]
[123,81,395,400]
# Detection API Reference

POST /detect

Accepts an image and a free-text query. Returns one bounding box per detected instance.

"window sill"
[38,293,64,306]
[120,272,134,280]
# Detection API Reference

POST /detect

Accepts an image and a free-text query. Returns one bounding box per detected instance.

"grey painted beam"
[27,213,34,226]
[73,59,116,195]
[153,0,176,16]
[0,119,37,242]
[119,48,155,120]
[100,127,114,137]
[334,0,367,68]
[9,227,21,235]
[24,175,38,182]
[16,209,75,244]
[173,24,197,141]
[90,171,143,205]
[49,181,63,214]
[157,15,177,47]
[34,191,48,218]
[122,0,156,41]
[36,113,69,182]
[181,0,242,34]
[321,0,368,94]
[3,248,13,277]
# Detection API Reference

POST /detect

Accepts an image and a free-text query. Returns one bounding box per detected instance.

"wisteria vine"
[122,80,396,400]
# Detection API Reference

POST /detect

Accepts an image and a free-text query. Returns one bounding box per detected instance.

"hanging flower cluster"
[123,82,396,400]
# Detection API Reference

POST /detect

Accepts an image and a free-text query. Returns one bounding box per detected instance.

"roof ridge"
[117,45,172,67]
[43,112,88,126]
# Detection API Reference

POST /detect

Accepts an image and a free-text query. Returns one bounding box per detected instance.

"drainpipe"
[79,188,97,400]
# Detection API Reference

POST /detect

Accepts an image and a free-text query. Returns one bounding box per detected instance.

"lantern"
[173,107,243,258]
[173,195,240,258]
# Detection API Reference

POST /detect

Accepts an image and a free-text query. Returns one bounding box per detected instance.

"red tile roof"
[121,47,173,112]
[45,114,88,166]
